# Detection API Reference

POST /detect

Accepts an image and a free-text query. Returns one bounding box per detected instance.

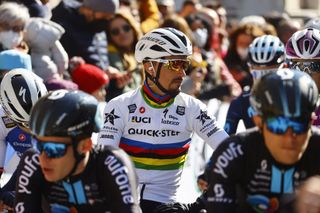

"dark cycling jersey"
[14,145,141,213]
[206,127,320,212]
[223,87,255,135]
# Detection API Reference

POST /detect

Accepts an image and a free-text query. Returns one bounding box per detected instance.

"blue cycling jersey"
[224,87,255,135]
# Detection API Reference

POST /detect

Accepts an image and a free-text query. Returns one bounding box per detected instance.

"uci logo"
[131,116,151,123]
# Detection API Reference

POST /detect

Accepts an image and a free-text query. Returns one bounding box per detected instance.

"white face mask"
[192,28,208,48]
[250,68,278,80]
[0,30,23,49]
[237,47,248,60]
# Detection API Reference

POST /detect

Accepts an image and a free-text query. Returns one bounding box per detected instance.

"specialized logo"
[163,108,168,118]
[104,109,120,125]
[196,110,211,125]
[176,106,185,115]
[131,116,151,123]
[128,104,137,113]
[47,89,68,100]
[19,87,27,103]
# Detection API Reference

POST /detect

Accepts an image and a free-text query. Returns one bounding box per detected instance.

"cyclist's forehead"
[163,55,189,60]
[35,136,72,144]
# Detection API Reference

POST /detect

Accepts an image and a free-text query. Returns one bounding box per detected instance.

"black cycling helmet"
[250,68,318,119]
[248,35,285,67]
[30,89,102,140]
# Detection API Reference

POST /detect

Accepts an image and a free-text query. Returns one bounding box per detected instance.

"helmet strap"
[63,137,85,181]
[144,61,179,97]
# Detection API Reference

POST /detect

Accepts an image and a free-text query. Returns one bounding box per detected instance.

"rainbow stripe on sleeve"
[119,137,191,170]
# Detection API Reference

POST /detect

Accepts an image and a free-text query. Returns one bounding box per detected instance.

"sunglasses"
[35,140,71,159]
[290,61,320,74]
[147,59,191,72]
[110,24,131,36]
[265,116,310,135]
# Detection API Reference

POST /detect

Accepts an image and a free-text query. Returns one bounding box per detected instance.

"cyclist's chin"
[275,149,303,165]
[42,168,62,182]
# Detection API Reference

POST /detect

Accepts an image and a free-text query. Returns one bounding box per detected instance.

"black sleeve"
[224,97,242,135]
[14,149,43,213]
[205,137,246,212]
[98,146,141,213]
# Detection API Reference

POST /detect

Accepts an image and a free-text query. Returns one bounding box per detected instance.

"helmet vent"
[162,35,179,48]
[4,91,23,120]
[139,44,145,51]
[150,44,166,52]
[169,49,183,54]
[311,34,320,53]
[304,40,310,52]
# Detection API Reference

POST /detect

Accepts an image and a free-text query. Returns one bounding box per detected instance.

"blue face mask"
[265,116,310,135]
[35,140,71,158]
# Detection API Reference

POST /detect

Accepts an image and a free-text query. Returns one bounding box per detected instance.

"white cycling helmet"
[248,35,285,66]
[286,28,320,60]
[305,17,320,30]
[0,68,47,126]
[135,27,192,63]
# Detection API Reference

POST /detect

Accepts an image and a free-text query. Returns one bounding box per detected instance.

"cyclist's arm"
[190,98,229,150]
[223,98,241,135]
[99,146,141,213]
[0,114,15,177]
[205,137,245,212]
[97,100,125,147]
[14,149,43,213]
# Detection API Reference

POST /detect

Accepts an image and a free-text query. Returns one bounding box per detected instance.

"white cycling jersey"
[98,87,228,203]
[0,105,16,169]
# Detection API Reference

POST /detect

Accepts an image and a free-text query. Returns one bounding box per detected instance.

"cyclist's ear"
[77,138,93,154]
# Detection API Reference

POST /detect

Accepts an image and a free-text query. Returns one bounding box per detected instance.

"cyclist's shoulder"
[218,128,262,151]
[92,145,134,169]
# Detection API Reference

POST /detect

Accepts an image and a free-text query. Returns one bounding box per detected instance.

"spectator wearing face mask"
[0,2,29,53]
[223,23,265,89]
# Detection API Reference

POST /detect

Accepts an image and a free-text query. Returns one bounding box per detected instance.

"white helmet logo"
[19,87,27,103]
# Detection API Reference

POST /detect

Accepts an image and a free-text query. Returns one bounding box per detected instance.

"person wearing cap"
[51,0,119,71]
[71,63,109,102]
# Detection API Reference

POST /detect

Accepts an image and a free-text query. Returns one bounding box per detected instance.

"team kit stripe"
[120,137,191,170]
[120,143,189,159]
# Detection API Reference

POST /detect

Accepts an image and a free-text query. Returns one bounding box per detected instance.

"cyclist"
[0,69,47,211]
[97,27,229,212]
[224,35,285,135]
[285,27,320,126]
[155,68,320,213]
[15,90,141,213]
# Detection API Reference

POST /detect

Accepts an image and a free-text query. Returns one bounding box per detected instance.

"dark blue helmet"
[30,90,102,140]
[250,68,319,119]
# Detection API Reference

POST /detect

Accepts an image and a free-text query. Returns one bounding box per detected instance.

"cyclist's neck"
[142,81,174,107]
